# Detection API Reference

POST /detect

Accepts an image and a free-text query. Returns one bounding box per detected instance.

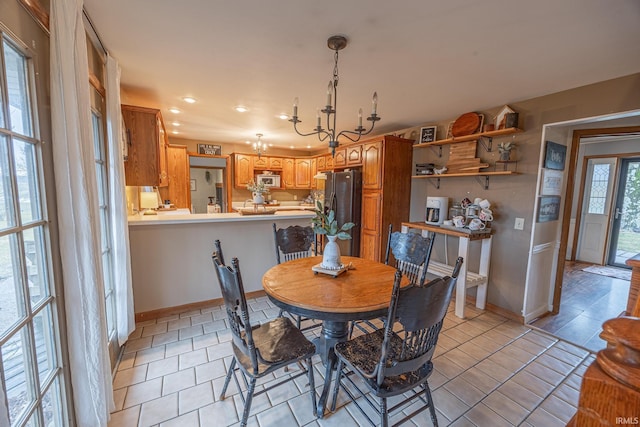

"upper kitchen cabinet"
[282,158,296,188]
[122,104,169,187]
[294,158,312,188]
[234,153,253,188]
[158,144,190,209]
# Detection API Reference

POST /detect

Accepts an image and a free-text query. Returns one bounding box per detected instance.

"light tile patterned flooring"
[108,298,594,426]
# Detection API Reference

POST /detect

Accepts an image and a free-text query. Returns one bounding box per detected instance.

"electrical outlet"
[514,218,525,230]
[294,195,297,200]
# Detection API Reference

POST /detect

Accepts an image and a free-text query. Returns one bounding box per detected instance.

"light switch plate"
[515,218,525,230]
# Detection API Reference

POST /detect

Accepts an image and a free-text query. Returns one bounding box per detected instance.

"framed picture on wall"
[197,144,222,155]
[540,169,563,195]
[537,195,561,222]
[190,179,197,191]
[544,141,566,170]
[418,126,437,144]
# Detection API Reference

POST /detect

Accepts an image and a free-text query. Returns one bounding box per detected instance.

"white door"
[576,157,617,263]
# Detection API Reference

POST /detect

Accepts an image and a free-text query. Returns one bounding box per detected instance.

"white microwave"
[256,174,281,188]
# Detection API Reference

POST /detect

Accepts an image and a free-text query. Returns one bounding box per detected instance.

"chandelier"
[253,133,266,158]
[289,35,380,156]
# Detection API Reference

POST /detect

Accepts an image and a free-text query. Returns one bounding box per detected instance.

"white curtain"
[106,54,135,346]
[50,0,114,425]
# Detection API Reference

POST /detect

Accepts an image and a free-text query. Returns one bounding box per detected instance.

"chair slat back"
[273,224,316,264]
[385,225,436,286]
[378,257,463,383]
[212,240,259,373]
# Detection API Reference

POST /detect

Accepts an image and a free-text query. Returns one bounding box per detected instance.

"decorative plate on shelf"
[451,112,481,137]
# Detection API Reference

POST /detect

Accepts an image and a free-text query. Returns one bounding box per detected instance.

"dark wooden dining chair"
[331,257,463,427]
[350,224,436,337]
[272,223,322,331]
[212,240,317,427]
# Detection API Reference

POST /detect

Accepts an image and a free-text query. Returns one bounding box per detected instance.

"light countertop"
[128,209,314,226]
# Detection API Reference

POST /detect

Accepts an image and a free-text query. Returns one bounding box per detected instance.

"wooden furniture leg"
[476,236,492,310]
[455,237,470,318]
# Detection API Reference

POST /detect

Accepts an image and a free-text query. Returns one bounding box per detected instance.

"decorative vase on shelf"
[321,235,342,269]
[252,192,265,204]
[500,151,512,161]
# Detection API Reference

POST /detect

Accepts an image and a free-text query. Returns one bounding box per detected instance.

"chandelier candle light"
[289,35,380,157]
[253,133,266,158]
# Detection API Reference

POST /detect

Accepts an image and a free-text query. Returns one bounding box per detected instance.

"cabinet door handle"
[126,129,132,146]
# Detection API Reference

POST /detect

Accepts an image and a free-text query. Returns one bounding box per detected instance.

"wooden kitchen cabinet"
[362,141,382,189]
[295,158,312,188]
[282,158,295,188]
[333,147,347,167]
[122,104,169,187]
[347,144,362,165]
[158,144,190,209]
[310,158,318,189]
[252,156,269,170]
[234,154,253,188]
[268,157,283,170]
[359,135,413,261]
[316,155,326,171]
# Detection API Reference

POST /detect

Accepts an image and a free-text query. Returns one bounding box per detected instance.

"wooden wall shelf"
[411,170,518,190]
[413,127,522,148]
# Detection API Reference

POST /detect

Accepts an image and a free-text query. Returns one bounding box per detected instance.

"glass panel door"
[0,35,66,426]
[608,157,640,267]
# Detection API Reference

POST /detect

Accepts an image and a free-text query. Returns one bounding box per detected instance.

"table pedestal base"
[313,320,348,418]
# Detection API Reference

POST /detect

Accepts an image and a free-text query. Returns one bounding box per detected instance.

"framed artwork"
[537,195,561,222]
[540,169,563,195]
[197,144,221,155]
[418,126,437,144]
[190,179,197,191]
[494,105,515,130]
[544,141,567,170]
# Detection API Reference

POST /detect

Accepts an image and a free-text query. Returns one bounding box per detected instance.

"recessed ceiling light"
[245,140,251,144]
[290,145,294,149]
[268,144,273,147]
[172,130,179,134]
[182,97,196,104]
[235,106,248,113]
[279,114,289,120]
[169,108,180,114]
[171,122,180,126]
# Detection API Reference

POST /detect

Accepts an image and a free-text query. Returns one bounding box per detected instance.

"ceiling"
[83,0,640,151]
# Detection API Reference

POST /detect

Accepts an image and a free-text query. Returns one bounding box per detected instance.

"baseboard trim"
[135,290,268,322]
[462,294,525,324]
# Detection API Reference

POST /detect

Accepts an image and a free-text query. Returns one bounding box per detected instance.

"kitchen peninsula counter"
[128,210,315,318]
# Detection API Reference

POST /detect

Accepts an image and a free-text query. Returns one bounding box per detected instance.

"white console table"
[401,222,493,319]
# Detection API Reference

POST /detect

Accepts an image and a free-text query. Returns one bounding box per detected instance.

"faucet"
[243,199,254,208]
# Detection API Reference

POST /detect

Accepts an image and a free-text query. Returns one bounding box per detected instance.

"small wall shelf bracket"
[474,175,490,190]
[427,145,443,157]
[478,136,493,152]
[427,177,441,189]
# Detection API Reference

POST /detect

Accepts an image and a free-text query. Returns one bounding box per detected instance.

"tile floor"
[108,298,594,427]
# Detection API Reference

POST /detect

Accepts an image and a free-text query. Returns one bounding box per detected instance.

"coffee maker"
[425,197,448,225]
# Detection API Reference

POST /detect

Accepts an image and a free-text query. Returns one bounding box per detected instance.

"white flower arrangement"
[497,141,515,153]
[246,179,269,194]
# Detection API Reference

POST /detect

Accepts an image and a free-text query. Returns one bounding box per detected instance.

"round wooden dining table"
[262,255,408,418]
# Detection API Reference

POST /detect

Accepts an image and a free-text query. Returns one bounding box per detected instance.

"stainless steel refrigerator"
[324,170,362,257]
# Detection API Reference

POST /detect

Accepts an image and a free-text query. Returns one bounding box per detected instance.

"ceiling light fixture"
[171,121,180,126]
[253,133,267,158]
[169,108,181,114]
[235,106,248,113]
[289,35,380,157]
[279,114,289,120]
[183,97,196,104]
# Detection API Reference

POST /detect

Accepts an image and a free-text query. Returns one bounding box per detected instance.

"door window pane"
[3,40,33,137]
[33,305,56,385]
[0,233,26,338]
[42,377,63,427]
[587,163,610,214]
[0,135,16,230]
[22,226,49,307]
[2,326,36,425]
[13,138,41,223]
